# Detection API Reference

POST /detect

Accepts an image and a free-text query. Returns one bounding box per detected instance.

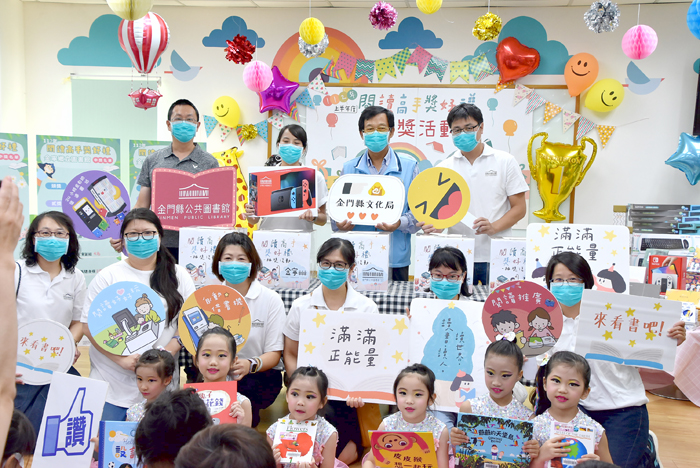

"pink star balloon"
[258,66,299,114]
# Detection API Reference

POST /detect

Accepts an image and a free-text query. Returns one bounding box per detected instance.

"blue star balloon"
[666,132,700,185]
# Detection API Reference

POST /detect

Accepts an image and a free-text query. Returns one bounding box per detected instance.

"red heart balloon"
[496,37,541,83]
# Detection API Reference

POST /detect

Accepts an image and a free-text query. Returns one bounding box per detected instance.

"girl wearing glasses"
[14,211,85,433]
[81,208,196,421]
[426,246,472,300]
[542,251,686,468]
[283,238,378,465]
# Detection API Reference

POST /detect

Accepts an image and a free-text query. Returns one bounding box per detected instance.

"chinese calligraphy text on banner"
[253,230,312,289]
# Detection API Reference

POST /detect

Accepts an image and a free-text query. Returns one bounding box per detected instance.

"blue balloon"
[687,0,700,40]
[666,132,700,185]
[312,94,322,106]
[487,98,498,111]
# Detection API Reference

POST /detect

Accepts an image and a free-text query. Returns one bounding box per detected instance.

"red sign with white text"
[151,167,236,231]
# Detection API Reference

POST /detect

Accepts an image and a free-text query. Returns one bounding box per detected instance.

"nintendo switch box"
[249,166,317,217]
[647,255,687,295]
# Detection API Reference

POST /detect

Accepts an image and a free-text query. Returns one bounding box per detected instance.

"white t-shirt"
[14,259,87,329]
[545,315,649,411]
[438,145,529,262]
[259,169,329,231]
[283,284,379,342]
[80,259,196,407]
[235,280,285,370]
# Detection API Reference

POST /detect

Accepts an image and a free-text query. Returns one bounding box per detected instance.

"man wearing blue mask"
[109,99,219,261]
[333,106,419,281]
[422,103,528,286]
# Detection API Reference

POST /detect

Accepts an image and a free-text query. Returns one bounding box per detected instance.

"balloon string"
[488,0,491,13]
[616,117,649,128]
[507,136,511,154]
[637,4,640,25]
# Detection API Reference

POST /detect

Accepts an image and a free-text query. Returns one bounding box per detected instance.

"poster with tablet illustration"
[16,319,76,385]
[327,174,405,226]
[249,166,317,217]
[253,230,312,289]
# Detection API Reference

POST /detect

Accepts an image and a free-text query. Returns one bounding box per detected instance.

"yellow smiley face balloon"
[584,79,624,113]
[212,96,241,128]
[407,167,470,229]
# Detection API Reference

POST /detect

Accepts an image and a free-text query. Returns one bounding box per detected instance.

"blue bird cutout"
[166,50,202,81]
[624,62,663,95]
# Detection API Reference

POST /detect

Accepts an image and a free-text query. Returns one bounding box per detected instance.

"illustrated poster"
[526,224,630,294]
[16,319,76,386]
[249,166,317,217]
[178,227,231,289]
[297,310,410,404]
[455,413,533,468]
[0,133,30,256]
[490,239,527,292]
[408,298,489,412]
[370,431,438,468]
[327,174,405,226]
[177,285,251,356]
[272,418,319,464]
[574,289,681,372]
[334,232,391,291]
[184,381,238,425]
[413,234,475,293]
[253,230,312,289]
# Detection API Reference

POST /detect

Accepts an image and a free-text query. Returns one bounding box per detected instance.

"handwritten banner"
[327,174,405,226]
[334,232,390,291]
[178,227,230,289]
[490,238,527,292]
[253,230,312,289]
[16,319,76,385]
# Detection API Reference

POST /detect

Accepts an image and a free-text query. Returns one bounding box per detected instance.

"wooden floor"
[75,347,700,468]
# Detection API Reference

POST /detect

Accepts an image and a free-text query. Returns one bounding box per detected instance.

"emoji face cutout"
[584,79,625,113]
[211,96,241,128]
[407,168,470,229]
[565,53,599,97]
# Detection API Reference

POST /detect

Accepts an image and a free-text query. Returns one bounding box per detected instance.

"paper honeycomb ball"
[621,25,658,60]
[242,61,273,93]
[299,17,325,45]
[417,0,443,15]
[107,0,153,21]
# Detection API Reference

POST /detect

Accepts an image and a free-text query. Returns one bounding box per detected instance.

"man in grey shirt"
[110,99,219,260]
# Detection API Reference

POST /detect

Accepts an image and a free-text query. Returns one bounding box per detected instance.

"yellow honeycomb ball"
[416,0,443,15]
[107,0,153,21]
[299,17,325,45]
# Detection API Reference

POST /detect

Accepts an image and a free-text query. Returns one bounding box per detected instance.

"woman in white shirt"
[81,208,195,421]
[283,237,379,465]
[209,232,285,428]
[14,211,86,433]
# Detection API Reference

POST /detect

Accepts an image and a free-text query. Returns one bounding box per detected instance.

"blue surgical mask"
[279,144,303,164]
[171,121,197,143]
[125,236,160,259]
[318,268,348,290]
[550,282,585,307]
[453,131,479,153]
[219,261,252,285]
[431,278,461,300]
[364,131,390,153]
[35,236,69,262]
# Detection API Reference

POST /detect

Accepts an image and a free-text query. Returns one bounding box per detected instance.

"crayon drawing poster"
[33,372,108,468]
[297,310,410,404]
[0,133,29,256]
[483,281,563,357]
[490,239,527,292]
[179,227,230,289]
[177,285,251,356]
[414,234,475,293]
[87,281,166,355]
[574,290,681,372]
[327,174,405,226]
[334,232,390,291]
[408,299,489,412]
[249,166,317,217]
[526,224,630,294]
[455,414,533,468]
[370,431,438,468]
[253,230,312,289]
[16,319,76,385]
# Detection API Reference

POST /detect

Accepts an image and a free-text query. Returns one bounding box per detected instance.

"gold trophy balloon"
[527,132,597,222]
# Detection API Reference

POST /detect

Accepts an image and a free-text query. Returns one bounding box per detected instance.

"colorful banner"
[253,230,312,289]
[334,232,391,292]
[0,133,29,256]
[414,234,475,292]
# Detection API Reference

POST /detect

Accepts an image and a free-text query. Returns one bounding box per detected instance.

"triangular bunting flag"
[392,48,411,74]
[267,111,285,130]
[254,120,268,143]
[203,115,217,138]
[597,125,616,148]
[449,60,470,84]
[321,57,340,80]
[576,117,596,140]
[513,84,532,106]
[406,46,432,73]
[235,125,247,145]
[336,52,358,80]
[355,59,375,82]
[295,88,315,109]
[308,75,328,95]
[288,102,299,121]
[218,123,233,142]
[469,54,496,82]
[525,91,547,114]
[562,110,581,133]
[543,102,563,123]
[424,56,449,82]
[375,57,397,82]
[494,77,512,93]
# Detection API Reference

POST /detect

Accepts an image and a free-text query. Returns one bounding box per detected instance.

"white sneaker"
[648,430,662,468]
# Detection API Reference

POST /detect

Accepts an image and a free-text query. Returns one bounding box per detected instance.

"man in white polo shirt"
[423,103,528,286]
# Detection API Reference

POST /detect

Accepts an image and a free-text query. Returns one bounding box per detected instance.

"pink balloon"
[118,12,170,74]
[243,61,273,93]
[326,113,338,128]
[621,25,658,60]
[258,66,299,114]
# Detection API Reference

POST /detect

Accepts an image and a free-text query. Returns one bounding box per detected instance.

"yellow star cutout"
[50,352,57,358]
[625,308,635,317]
[303,244,308,250]
[304,342,316,354]
[645,331,656,341]
[381,245,386,251]
[605,303,612,310]
[467,249,473,255]
[41,337,47,342]
[23,349,30,355]
[534,246,540,252]
[603,230,617,241]
[312,313,326,328]
[448,301,455,309]
[29,332,33,336]
[538,225,550,237]
[392,318,409,335]
[59,336,64,341]
[611,250,618,257]
[39,356,44,361]
[653,303,662,311]
[629,340,636,348]
[602,330,613,341]
[391,351,404,363]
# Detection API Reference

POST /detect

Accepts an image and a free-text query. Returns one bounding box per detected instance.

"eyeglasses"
[363,126,390,134]
[319,260,350,271]
[451,125,480,136]
[171,118,198,124]
[551,278,584,285]
[430,272,463,282]
[124,231,158,241]
[35,230,69,239]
